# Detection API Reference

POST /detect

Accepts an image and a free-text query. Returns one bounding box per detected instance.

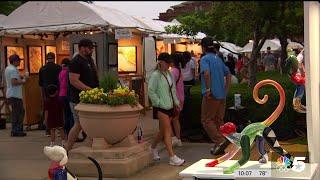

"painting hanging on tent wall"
[28,46,42,74]
[45,46,57,64]
[118,46,137,73]
[156,40,166,57]
[5,46,25,71]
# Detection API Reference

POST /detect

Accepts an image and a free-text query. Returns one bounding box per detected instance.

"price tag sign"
[115,29,132,39]
[235,169,271,177]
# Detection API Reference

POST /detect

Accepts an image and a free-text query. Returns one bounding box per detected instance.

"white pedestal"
[179,159,319,180]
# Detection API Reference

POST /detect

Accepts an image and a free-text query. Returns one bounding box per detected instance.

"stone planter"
[69,103,152,178]
[75,103,144,148]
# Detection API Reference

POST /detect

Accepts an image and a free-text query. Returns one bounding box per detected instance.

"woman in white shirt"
[181,51,195,99]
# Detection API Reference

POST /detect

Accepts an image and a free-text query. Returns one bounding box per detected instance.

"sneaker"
[149,146,160,161]
[11,132,26,137]
[169,155,185,166]
[37,124,46,130]
[176,139,183,147]
[172,136,179,147]
[50,142,55,147]
[45,131,50,137]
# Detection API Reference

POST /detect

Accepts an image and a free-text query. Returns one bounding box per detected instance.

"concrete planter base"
[67,140,152,178]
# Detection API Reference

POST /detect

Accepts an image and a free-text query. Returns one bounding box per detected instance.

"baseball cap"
[9,54,22,62]
[46,52,55,60]
[157,52,172,64]
[200,37,214,48]
[78,38,94,48]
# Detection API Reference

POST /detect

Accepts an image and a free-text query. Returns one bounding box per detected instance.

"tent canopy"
[287,41,304,49]
[134,17,206,40]
[241,38,304,53]
[134,17,178,33]
[0,1,154,35]
[215,41,242,59]
[241,39,281,53]
[0,14,6,27]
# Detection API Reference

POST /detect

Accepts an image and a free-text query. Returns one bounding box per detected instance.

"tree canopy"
[0,1,24,16]
[165,1,303,89]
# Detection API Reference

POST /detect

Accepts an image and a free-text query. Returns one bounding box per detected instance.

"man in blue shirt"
[200,37,231,155]
[5,55,28,137]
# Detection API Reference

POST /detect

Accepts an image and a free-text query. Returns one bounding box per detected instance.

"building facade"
[158,1,213,22]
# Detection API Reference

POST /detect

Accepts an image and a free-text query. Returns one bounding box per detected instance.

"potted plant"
[75,72,143,149]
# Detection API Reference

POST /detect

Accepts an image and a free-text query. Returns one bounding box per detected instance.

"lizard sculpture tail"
[252,79,286,127]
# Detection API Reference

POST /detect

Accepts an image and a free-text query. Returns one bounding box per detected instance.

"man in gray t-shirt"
[263,47,276,72]
[5,55,28,136]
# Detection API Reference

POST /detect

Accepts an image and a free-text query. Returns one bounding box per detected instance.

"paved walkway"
[0,124,213,180]
[0,110,309,180]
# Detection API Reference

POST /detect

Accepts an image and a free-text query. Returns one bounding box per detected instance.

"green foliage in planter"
[99,71,118,93]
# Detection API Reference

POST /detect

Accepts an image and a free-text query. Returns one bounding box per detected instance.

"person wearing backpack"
[39,52,62,136]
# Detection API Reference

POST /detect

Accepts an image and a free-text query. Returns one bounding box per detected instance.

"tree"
[166,2,279,89]
[0,1,24,15]
[274,2,304,71]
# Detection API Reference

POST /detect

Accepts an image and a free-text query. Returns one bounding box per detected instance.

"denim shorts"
[69,102,79,123]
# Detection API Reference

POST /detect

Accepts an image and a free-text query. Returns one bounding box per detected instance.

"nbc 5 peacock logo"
[276,156,306,173]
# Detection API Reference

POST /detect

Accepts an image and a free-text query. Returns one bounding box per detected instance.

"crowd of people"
[148,36,234,166]
[146,38,290,167]
[4,35,284,168]
[5,39,98,151]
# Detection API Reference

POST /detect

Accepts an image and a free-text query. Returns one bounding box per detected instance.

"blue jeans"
[60,96,74,135]
[294,85,305,99]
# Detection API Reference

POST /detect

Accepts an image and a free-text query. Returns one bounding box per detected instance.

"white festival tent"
[0,1,157,35]
[215,41,243,59]
[241,39,281,53]
[287,41,304,49]
[0,14,6,27]
[241,38,304,53]
[134,17,206,42]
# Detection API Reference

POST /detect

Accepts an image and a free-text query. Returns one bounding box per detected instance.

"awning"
[0,1,155,35]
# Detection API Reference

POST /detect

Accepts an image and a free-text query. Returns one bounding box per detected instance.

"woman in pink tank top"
[58,58,74,135]
[170,53,185,146]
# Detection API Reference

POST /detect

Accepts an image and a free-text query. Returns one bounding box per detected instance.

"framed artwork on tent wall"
[73,43,97,67]
[61,40,70,52]
[27,46,42,74]
[45,45,57,64]
[118,46,137,73]
[5,46,25,71]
